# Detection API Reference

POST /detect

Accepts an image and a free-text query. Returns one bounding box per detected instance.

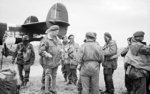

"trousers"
[132,77,147,94]
[68,68,77,84]
[104,68,114,94]
[45,67,58,93]
[17,64,30,82]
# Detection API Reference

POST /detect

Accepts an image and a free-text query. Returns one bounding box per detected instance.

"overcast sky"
[0,0,150,47]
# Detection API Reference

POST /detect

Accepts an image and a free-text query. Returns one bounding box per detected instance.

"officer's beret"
[22,35,29,41]
[86,32,97,39]
[45,25,59,33]
[133,31,145,37]
[104,32,112,39]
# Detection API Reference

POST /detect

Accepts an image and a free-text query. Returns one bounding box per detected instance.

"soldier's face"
[53,30,59,36]
[136,36,144,42]
[69,36,74,42]
[48,29,59,37]
[140,37,144,41]
[104,36,109,43]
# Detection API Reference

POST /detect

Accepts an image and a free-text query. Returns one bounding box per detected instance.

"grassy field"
[0,44,127,94]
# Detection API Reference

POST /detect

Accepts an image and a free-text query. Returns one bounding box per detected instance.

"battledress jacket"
[124,40,150,71]
[102,40,118,70]
[77,40,104,76]
[38,36,62,69]
[12,42,35,65]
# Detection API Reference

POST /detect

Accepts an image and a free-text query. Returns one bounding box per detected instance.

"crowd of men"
[11,24,150,94]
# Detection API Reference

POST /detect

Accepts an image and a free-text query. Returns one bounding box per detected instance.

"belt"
[83,60,99,63]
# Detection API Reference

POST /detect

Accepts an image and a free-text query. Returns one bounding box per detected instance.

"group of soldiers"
[11,24,150,94]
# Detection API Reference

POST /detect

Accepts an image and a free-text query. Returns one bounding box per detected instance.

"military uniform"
[38,37,46,90]
[77,32,104,94]
[12,38,35,86]
[124,31,150,94]
[121,37,133,94]
[68,40,79,84]
[102,32,118,94]
[61,40,70,82]
[38,25,62,94]
[77,66,92,94]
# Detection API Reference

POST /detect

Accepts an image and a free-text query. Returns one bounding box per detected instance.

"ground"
[0,44,127,94]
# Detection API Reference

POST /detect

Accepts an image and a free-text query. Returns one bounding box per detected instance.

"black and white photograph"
[0,0,150,94]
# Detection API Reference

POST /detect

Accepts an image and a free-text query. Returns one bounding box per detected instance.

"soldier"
[67,34,79,85]
[102,32,118,94]
[39,37,46,90]
[121,37,133,94]
[12,35,35,86]
[124,31,150,94]
[61,36,70,82]
[38,25,62,94]
[77,38,96,94]
[77,32,104,94]
[77,39,86,94]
